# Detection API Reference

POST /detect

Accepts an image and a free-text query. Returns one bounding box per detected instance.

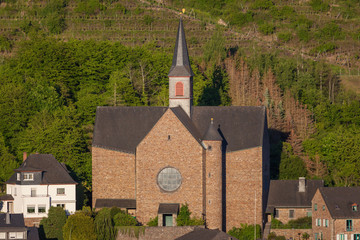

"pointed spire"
[168,18,194,77]
[203,118,223,141]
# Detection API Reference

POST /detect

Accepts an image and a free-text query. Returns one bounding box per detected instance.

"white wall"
[5,183,76,218]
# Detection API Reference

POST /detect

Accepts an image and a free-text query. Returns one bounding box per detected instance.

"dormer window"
[175,82,184,96]
[352,203,358,212]
[24,173,34,181]
[17,173,20,181]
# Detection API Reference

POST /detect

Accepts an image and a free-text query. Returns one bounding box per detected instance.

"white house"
[0,153,77,227]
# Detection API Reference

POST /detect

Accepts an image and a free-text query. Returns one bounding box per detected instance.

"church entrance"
[163,214,173,226]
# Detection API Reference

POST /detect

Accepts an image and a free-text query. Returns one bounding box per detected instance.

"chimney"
[299,177,306,192]
[6,212,10,224]
[23,152,27,162]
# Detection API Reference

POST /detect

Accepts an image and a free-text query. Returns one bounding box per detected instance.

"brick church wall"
[136,109,204,225]
[92,147,135,207]
[312,189,332,240]
[226,146,264,231]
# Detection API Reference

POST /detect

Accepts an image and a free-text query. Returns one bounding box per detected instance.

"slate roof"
[92,106,266,153]
[95,199,136,209]
[319,187,360,219]
[168,18,194,77]
[0,213,26,231]
[175,228,239,240]
[0,194,14,201]
[203,119,224,141]
[28,227,40,240]
[267,179,324,209]
[6,154,77,185]
[158,203,179,214]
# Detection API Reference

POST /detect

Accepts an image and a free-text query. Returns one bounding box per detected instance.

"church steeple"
[168,18,193,117]
[168,18,194,77]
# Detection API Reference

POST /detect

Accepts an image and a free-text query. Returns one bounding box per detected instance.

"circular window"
[157,167,182,192]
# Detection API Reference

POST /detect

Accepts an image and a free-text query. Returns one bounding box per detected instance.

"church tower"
[168,18,194,117]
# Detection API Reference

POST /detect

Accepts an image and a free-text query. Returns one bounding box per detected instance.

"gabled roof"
[168,18,194,77]
[267,179,324,209]
[92,106,267,154]
[0,213,26,230]
[92,106,167,153]
[6,154,77,185]
[319,187,360,219]
[175,228,238,240]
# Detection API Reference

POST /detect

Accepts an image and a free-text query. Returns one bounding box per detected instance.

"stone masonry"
[136,109,204,224]
[92,147,136,207]
[275,208,311,224]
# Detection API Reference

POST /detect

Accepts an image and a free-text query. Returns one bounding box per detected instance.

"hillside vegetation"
[0,0,359,204]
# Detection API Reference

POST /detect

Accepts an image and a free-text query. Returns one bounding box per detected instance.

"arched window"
[175,82,184,96]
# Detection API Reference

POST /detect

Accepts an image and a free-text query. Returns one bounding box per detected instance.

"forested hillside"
[0,0,359,205]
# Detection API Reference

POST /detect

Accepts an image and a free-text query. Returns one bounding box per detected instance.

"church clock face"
[157,167,182,192]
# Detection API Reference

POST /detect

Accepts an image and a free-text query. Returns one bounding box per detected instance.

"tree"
[63,212,96,240]
[113,211,137,226]
[40,206,67,240]
[94,208,116,240]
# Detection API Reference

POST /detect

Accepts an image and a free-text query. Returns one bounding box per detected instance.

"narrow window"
[289,209,294,218]
[314,203,318,211]
[346,220,353,231]
[16,173,20,181]
[315,233,318,240]
[323,205,325,211]
[307,208,312,217]
[352,204,358,212]
[275,209,279,218]
[175,82,184,96]
[31,188,36,197]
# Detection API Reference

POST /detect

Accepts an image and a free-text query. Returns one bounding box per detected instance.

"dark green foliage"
[41,0,68,34]
[228,224,261,240]
[277,32,292,43]
[268,232,286,240]
[226,11,253,27]
[143,15,154,25]
[316,22,344,40]
[75,0,102,15]
[0,35,12,52]
[94,208,116,240]
[63,212,97,240]
[279,143,308,180]
[270,6,295,20]
[0,133,18,184]
[302,232,310,240]
[271,217,312,229]
[147,216,158,226]
[310,0,330,12]
[113,211,137,226]
[40,207,67,240]
[250,0,274,10]
[110,207,123,219]
[176,203,204,226]
[259,23,275,35]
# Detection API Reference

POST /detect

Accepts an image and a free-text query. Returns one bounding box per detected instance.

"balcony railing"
[22,194,49,198]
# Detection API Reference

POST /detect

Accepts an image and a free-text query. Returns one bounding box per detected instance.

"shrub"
[63,212,96,240]
[271,217,312,229]
[277,32,293,43]
[227,11,253,27]
[309,0,330,12]
[297,26,311,42]
[110,207,123,219]
[143,15,154,25]
[176,203,204,226]
[228,224,261,240]
[302,232,310,240]
[310,42,337,55]
[40,207,67,240]
[113,211,137,226]
[0,36,12,52]
[316,22,344,40]
[259,23,275,35]
[147,216,158,226]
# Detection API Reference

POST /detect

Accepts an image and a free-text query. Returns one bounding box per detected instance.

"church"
[92,18,270,231]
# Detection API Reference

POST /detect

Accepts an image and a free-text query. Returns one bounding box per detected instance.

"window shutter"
[337,234,340,240]
[345,234,348,240]
[351,234,354,240]
[323,219,326,226]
